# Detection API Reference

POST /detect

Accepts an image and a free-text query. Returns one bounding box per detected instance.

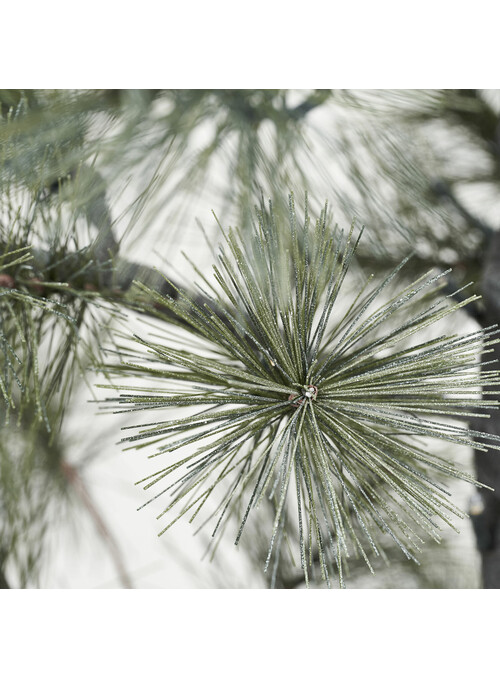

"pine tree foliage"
[100,195,500,587]
[0,93,129,585]
[323,91,499,279]
[1,89,499,588]
[0,224,76,583]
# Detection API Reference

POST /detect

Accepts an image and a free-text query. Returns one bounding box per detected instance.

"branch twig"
[431,179,494,240]
[61,461,133,589]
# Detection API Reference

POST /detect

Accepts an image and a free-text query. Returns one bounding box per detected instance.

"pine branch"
[0,238,211,328]
[444,90,500,163]
[287,90,333,119]
[3,89,500,589]
[431,179,494,241]
[98,195,500,588]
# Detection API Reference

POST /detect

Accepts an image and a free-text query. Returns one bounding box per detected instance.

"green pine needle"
[100,194,500,588]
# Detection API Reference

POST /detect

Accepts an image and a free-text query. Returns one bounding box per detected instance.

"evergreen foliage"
[1,89,500,588]
[100,195,500,587]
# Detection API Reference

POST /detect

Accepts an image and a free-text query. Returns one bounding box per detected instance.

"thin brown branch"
[61,461,133,589]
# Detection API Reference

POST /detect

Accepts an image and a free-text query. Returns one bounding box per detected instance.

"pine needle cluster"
[101,195,500,587]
